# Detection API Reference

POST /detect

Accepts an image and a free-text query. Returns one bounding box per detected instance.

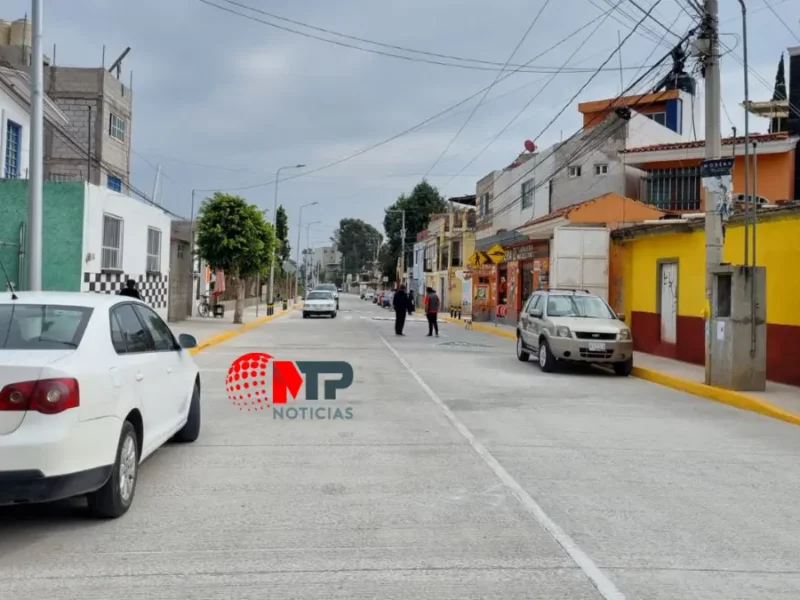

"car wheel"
[613,356,633,377]
[538,339,557,373]
[516,334,530,362]
[174,382,201,443]
[331,312,337,318]
[86,421,138,519]
[302,312,309,319]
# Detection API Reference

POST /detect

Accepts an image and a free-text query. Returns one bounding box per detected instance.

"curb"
[188,307,293,356]
[442,315,800,428]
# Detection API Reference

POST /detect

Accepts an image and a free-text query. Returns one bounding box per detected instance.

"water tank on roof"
[9,19,31,48]
[0,20,11,45]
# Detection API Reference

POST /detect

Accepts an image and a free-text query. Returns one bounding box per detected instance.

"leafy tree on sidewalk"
[195,192,276,324]
[382,180,448,282]
[331,218,382,275]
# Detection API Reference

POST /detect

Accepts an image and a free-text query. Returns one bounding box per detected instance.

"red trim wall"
[632,311,800,387]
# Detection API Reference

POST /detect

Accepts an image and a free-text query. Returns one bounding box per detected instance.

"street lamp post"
[304,221,321,292]
[293,201,318,301]
[268,164,305,314]
[255,208,270,317]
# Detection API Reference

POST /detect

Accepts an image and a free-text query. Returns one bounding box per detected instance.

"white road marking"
[380,336,627,600]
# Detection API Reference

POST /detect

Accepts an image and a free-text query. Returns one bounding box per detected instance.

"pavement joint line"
[379,333,626,600]
[188,307,294,356]
[442,316,800,429]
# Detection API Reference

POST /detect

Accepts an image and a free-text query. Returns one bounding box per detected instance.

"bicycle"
[197,294,211,318]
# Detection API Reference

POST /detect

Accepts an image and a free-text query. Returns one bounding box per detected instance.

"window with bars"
[147,227,162,273]
[4,120,21,178]
[109,113,127,142]
[521,179,534,209]
[451,240,462,267]
[594,164,609,175]
[641,167,702,212]
[102,214,124,270]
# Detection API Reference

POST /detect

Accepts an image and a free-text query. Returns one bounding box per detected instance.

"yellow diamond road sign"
[486,244,506,264]
[468,251,487,267]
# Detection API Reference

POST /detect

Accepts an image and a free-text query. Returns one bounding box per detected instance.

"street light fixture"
[293,201,318,300]
[268,164,305,313]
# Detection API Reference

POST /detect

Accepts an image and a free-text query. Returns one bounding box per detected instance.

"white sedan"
[302,290,337,318]
[0,291,201,518]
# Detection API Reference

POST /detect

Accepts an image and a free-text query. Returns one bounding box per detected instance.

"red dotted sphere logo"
[226,352,272,411]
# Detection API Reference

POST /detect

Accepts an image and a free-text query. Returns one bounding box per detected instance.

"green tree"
[382,180,448,282]
[770,54,787,133]
[195,192,276,323]
[275,205,291,295]
[331,218,382,276]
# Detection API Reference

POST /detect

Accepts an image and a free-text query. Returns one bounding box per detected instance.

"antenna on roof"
[108,47,131,79]
[0,258,18,300]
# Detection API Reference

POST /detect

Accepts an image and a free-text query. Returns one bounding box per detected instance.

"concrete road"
[3,294,800,599]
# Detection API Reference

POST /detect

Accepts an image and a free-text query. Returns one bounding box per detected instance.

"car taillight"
[0,378,80,414]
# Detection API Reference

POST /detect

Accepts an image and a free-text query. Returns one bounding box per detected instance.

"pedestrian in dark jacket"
[392,284,410,336]
[118,279,143,300]
[424,287,440,337]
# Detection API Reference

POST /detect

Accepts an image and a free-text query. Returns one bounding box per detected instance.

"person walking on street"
[424,286,440,337]
[118,279,143,301]
[393,284,410,336]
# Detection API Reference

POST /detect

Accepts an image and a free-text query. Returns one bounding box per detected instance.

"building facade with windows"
[0,66,69,180]
[0,180,173,318]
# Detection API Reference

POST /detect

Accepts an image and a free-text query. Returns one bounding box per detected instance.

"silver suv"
[515,289,633,376]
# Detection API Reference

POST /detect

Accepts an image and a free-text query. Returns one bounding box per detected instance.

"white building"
[0,66,68,179]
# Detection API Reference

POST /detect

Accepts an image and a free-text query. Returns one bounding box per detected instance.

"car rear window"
[0,304,93,349]
[306,292,332,300]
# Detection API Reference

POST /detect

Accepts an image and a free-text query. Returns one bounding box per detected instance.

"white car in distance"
[0,291,202,518]
[303,290,337,318]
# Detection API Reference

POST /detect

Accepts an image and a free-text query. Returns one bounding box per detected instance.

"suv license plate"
[588,342,606,352]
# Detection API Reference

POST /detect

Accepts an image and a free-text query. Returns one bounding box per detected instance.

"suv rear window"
[0,304,93,349]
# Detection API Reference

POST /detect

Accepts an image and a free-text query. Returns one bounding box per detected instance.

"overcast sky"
[6,0,799,247]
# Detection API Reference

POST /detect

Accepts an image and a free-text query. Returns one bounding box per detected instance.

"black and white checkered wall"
[83,272,169,309]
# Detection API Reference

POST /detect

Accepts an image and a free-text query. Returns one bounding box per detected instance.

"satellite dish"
[524,140,536,153]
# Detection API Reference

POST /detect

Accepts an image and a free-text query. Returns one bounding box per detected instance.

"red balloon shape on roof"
[524,140,536,152]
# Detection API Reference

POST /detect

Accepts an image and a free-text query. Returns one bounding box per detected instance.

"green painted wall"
[0,180,85,291]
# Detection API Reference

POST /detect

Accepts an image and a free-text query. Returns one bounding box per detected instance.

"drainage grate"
[437,341,493,349]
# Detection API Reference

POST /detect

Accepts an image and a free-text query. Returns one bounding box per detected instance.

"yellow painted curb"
[442,316,800,428]
[188,307,293,356]
[631,366,800,428]
[442,316,516,340]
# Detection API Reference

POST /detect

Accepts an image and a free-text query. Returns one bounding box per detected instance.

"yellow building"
[610,205,800,387]
[421,209,476,310]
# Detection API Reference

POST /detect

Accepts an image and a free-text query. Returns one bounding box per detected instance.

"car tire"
[331,312,337,318]
[302,312,309,319]
[516,334,530,362]
[174,382,201,443]
[86,421,138,519]
[613,356,633,377]
[537,339,558,373]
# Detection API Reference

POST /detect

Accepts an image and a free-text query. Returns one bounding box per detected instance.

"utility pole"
[293,202,317,300]
[27,0,44,291]
[269,164,304,313]
[702,0,724,384]
[400,210,406,286]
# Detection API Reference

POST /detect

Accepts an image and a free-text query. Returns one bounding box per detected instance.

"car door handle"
[135,372,144,381]
[166,367,173,374]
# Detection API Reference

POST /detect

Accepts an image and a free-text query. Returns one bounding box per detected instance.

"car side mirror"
[617,313,626,322]
[530,310,542,318]
[178,333,198,349]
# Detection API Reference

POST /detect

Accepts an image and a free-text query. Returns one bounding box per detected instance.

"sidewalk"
[634,351,800,417]
[170,302,296,350]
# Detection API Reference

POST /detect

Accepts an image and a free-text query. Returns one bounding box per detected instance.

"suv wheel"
[516,334,530,362]
[538,339,557,373]
[613,356,633,377]
[87,421,138,519]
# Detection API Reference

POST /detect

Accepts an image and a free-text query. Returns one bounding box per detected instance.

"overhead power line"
[196,0,659,74]
[192,4,636,193]
[422,0,554,178]
[759,0,800,44]
[442,0,628,188]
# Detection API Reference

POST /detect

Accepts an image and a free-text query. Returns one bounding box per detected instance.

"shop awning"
[475,230,528,252]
